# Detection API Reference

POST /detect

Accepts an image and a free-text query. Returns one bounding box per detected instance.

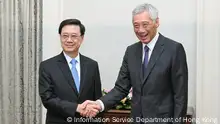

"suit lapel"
[56,52,79,96]
[134,42,144,83]
[78,54,87,96]
[142,34,165,84]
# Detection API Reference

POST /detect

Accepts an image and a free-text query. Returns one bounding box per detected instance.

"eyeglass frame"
[60,33,82,41]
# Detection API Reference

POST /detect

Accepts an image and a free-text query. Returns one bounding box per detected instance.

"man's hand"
[77,100,101,117]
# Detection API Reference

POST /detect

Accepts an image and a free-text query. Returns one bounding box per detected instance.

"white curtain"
[0,0,42,124]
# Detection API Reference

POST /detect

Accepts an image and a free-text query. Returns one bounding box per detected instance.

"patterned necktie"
[70,59,80,92]
[142,45,149,77]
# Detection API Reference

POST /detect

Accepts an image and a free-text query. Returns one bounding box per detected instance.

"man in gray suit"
[83,3,188,124]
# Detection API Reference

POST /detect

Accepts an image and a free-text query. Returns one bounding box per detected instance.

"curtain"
[0,0,42,124]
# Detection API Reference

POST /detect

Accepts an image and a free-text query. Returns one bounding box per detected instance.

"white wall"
[43,0,197,123]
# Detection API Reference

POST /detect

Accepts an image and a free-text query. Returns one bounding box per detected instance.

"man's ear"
[59,34,62,42]
[79,35,84,44]
[81,35,84,42]
[155,18,160,27]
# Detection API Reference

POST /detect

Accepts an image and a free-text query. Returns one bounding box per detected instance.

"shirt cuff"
[96,100,105,112]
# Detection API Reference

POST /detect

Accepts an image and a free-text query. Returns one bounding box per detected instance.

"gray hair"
[132,3,158,22]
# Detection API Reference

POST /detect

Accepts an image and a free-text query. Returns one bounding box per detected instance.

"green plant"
[102,89,132,110]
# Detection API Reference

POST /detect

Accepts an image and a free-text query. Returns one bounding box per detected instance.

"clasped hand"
[77,100,101,117]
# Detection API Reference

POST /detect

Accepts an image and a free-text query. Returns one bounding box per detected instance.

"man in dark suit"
[83,3,188,124]
[39,19,102,124]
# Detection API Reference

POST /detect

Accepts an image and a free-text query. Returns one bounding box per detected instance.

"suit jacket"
[39,52,102,124]
[100,33,188,124]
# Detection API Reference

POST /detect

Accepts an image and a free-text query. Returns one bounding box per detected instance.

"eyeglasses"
[61,34,81,40]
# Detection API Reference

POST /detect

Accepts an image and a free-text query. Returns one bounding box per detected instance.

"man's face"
[60,25,83,53]
[133,11,159,44]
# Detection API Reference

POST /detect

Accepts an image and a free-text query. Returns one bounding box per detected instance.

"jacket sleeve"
[171,43,188,124]
[94,62,102,100]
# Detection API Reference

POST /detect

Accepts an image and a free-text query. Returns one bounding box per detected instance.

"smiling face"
[133,11,159,44]
[60,25,83,54]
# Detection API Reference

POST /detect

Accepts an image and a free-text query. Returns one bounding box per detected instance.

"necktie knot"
[70,59,77,65]
[144,45,149,52]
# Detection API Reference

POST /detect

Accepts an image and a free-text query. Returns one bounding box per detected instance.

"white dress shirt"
[97,32,159,112]
[63,52,81,82]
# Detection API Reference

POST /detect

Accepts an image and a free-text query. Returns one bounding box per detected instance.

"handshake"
[76,100,102,117]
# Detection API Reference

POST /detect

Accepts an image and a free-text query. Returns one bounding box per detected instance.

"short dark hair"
[58,19,85,36]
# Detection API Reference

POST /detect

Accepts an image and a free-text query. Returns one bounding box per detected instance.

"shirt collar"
[142,32,159,51]
[63,51,80,64]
